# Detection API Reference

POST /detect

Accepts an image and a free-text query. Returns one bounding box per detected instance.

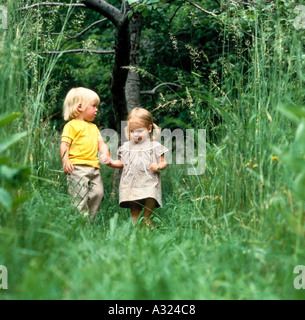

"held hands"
[100,154,124,168]
[100,154,165,171]
[100,154,112,165]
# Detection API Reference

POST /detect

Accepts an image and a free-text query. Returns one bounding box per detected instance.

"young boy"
[60,87,109,222]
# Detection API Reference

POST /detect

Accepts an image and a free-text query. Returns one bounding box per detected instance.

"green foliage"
[1,0,305,301]
[127,0,165,17]
[278,104,305,201]
[39,8,115,130]
[0,113,30,212]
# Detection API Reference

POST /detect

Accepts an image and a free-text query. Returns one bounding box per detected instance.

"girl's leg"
[143,198,155,227]
[130,201,143,224]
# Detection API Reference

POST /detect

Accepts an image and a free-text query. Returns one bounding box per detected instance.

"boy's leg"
[87,168,104,222]
[67,165,91,216]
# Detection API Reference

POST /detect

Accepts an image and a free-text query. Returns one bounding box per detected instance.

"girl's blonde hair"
[63,87,100,121]
[126,107,160,140]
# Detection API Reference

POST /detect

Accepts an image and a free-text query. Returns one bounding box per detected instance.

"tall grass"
[1,0,305,300]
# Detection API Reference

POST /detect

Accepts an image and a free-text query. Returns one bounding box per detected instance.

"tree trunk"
[125,13,143,112]
[109,17,131,199]
[82,0,130,132]
[111,16,130,131]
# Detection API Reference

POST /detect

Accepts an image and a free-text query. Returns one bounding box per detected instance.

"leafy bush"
[0,113,30,214]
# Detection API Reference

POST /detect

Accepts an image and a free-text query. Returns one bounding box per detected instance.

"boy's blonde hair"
[63,87,100,121]
[126,107,160,140]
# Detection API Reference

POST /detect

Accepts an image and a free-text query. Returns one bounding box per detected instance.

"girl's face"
[129,123,152,144]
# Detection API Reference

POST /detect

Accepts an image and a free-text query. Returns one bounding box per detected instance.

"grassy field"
[1,162,305,300]
[1,0,305,300]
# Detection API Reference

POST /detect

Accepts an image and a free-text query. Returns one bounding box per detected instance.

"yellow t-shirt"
[61,119,102,169]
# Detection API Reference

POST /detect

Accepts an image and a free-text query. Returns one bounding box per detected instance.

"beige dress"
[118,139,168,208]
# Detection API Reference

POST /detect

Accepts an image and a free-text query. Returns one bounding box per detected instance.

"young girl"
[102,107,168,227]
[101,108,168,226]
[60,87,110,222]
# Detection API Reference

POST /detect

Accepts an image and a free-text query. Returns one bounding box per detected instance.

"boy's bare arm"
[99,140,124,168]
[98,140,110,156]
[60,141,74,174]
[98,140,112,166]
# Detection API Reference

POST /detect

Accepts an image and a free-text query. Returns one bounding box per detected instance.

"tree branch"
[18,2,87,10]
[82,0,122,26]
[229,0,256,7]
[60,18,108,49]
[140,83,182,96]
[184,0,218,17]
[169,3,184,31]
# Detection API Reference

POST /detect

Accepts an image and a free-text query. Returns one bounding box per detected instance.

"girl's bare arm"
[100,153,124,168]
[108,158,124,168]
[149,154,167,171]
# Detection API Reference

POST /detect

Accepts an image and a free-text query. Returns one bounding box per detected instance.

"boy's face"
[82,100,99,122]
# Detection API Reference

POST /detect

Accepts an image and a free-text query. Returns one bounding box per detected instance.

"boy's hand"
[100,154,112,165]
[63,160,74,175]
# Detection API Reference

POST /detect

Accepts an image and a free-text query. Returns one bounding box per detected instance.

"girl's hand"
[63,160,74,175]
[149,163,160,172]
[100,154,112,165]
